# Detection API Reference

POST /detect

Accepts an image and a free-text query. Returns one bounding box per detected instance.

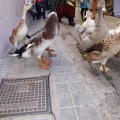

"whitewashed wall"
[113,0,120,17]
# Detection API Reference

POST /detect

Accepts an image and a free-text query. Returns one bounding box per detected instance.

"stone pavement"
[0,12,120,120]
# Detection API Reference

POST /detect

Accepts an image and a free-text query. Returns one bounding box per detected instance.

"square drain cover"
[0,76,51,116]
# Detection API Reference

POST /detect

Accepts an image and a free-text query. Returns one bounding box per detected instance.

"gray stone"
[69,82,86,92]
[53,83,69,93]
[51,66,64,74]
[51,60,63,67]
[8,70,21,78]
[0,74,8,79]
[0,70,8,75]
[62,60,73,66]
[11,64,23,70]
[78,105,100,120]
[57,94,73,107]
[52,74,67,83]
[24,63,37,69]
[0,65,12,72]
[13,58,26,64]
[50,57,61,61]
[36,68,42,76]
[26,57,37,63]
[22,69,36,77]
[41,69,50,75]
[64,65,77,73]
[72,92,92,106]
[2,59,14,65]
[58,108,77,120]
[66,72,83,82]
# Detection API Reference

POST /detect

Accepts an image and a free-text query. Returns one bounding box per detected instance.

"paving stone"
[4,56,15,61]
[0,117,15,120]
[52,74,66,83]
[13,58,26,64]
[51,66,64,74]
[50,57,61,61]
[59,53,71,60]
[35,67,43,75]
[72,92,92,106]
[57,36,65,41]
[0,74,8,78]
[68,82,86,93]
[62,60,73,66]
[12,115,33,120]
[56,45,67,50]
[26,57,37,63]
[11,64,23,70]
[24,63,37,69]
[0,65,12,72]
[41,69,50,75]
[57,94,73,107]
[71,52,82,59]
[22,69,36,77]
[54,41,65,45]
[66,72,83,82]
[58,108,77,120]
[36,63,41,68]
[51,60,62,67]
[58,51,70,55]
[31,114,54,120]
[60,23,70,35]
[65,35,78,46]
[4,114,54,120]
[56,44,68,50]
[0,69,9,76]
[2,59,14,65]
[60,56,73,60]
[64,65,77,73]
[77,105,100,120]
[8,70,21,78]
[53,83,69,93]
[67,45,78,52]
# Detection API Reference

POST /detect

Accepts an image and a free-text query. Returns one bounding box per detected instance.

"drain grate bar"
[0,76,51,116]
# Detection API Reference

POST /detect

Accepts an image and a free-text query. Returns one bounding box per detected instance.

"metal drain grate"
[0,76,51,116]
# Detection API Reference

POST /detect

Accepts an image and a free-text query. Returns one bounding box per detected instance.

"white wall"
[113,0,120,17]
